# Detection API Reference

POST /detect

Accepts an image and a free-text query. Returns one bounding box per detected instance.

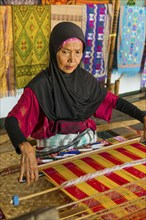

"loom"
[10,138,146,219]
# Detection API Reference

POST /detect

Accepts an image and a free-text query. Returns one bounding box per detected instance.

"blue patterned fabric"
[82,4,108,81]
[117,6,146,76]
[120,0,145,6]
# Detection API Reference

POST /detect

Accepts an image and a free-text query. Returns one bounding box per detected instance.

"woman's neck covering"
[27,22,107,121]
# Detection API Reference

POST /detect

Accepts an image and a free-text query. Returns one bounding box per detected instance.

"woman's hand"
[19,141,39,185]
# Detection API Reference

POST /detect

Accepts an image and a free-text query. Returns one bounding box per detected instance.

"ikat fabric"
[1,0,41,4]
[12,5,51,89]
[41,0,76,4]
[76,0,109,4]
[82,4,109,81]
[42,0,109,4]
[0,6,15,98]
[141,56,146,87]
[117,5,146,76]
[120,0,145,6]
[51,5,82,30]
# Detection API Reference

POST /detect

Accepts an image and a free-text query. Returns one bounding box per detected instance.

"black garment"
[27,22,107,121]
[116,97,146,123]
[5,97,146,154]
[5,117,27,154]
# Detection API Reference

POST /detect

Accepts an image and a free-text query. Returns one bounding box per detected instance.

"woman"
[5,22,146,185]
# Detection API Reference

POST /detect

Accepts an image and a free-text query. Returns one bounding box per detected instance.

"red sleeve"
[94,91,119,122]
[7,88,40,138]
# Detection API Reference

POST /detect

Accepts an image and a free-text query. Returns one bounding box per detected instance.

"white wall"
[111,70,141,94]
[0,74,142,118]
[0,90,22,118]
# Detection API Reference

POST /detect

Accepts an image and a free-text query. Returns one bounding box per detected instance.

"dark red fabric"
[7,88,118,139]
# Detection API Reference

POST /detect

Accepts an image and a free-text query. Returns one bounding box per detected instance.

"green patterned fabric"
[120,0,145,6]
[12,5,51,89]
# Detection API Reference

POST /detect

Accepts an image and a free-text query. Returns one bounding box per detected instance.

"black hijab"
[27,22,107,121]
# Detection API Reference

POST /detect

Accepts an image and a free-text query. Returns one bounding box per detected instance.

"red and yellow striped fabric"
[43,142,146,218]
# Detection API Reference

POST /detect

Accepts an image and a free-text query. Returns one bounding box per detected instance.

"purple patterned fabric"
[82,4,107,81]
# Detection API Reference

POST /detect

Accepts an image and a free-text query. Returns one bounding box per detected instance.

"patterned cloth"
[82,4,108,81]
[36,128,97,156]
[141,57,146,87]
[0,6,15,98]
[43,142,146,217]
[41,0,75,4]
[12,5,51,89]
[120,0,145,6]
[51,5,82,30]
[117,6,146,76]
[1,0,41,4]
[76,0,109,4]
[42,0,109,4]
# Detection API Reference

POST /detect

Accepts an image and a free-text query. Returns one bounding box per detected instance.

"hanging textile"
[0,6,15,98]
[120,0,145,6]
[82,4,109,81]
[1,0,41,4]
[12,5,51,89]
[42,0,109,4]
[51,5,82,30]
[106,0,120,88]
[41,0,75,4]
[76,0,109,4]
[141,57,146,88]
[117,5,146,76]
[101,3,113,79]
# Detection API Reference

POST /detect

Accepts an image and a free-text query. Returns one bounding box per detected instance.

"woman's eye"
[76,51,82,56]
[62,50,69,54]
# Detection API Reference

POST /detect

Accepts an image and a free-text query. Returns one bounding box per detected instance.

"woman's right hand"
[19,141,39,185]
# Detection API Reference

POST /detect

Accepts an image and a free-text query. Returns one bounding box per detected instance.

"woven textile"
[106,0,120,87]
[12,5,51,89]
[0,6,15,98]
[51,5,82,30]
[42,0,76,4]
[36,128,97,156]
[76,0,109,4]
[82,4,108,81]
[120,0,145,6]
[141,57,146,87]
[42,0,109,4]
[1,0,41,4]
[43,142,146,218]
[117,6,146,76]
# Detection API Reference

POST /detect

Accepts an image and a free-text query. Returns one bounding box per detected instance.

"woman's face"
[56,40,83,74]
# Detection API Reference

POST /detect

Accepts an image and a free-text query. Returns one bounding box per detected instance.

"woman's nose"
[68,52,75,62]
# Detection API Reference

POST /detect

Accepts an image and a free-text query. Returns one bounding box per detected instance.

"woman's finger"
[26,157,31,186]
[19,154,25,182]
[34,166,39,182]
